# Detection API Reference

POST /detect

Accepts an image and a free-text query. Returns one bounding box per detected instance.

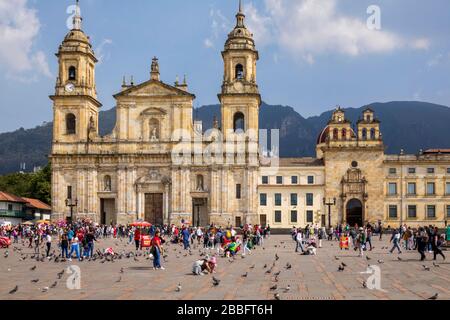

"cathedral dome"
[224,1,256,51]
[317,126,330,144]
[63,29,90,45]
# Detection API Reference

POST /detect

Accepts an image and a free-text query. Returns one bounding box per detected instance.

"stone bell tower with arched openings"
[219,0,261,138]
[213,0,261,226]
[50,0,101,147]
[50,0,102,223]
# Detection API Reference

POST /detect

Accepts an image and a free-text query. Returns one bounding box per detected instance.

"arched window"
[333,128,339,140]
[68,66,76,81]
[342,129,347,140]
[370,128,376,139]
[362,128,367,140]
[235,64,244,80]
[66,113,76,135]
[104,175,112,192]
[149,118,160,141]
[233,112,245,132]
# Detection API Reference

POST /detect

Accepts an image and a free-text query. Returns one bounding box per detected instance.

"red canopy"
[130,221,152,227]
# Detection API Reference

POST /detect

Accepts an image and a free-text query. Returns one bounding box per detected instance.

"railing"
[0,209,27,218]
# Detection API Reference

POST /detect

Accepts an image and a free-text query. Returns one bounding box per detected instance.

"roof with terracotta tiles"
[0,191,26,203]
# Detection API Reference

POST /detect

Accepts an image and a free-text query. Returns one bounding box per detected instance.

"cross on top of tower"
[72,0,82,30]
[236,0,245,27]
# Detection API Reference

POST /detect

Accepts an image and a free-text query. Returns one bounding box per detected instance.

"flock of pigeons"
[1,237,443,300]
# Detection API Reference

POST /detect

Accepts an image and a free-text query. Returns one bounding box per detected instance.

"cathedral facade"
[50,3,450,228]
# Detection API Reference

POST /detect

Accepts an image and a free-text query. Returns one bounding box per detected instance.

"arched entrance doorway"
[346,199,363,227]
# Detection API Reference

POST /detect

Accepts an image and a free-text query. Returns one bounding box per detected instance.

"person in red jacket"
[134,228,141,251]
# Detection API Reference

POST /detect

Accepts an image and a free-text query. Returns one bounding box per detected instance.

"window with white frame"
[388,183,397,195]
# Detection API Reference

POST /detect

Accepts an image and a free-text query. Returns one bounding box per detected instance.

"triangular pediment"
[114,80,194,98]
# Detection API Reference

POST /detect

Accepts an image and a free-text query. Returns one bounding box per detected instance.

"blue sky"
[0,0,450,133]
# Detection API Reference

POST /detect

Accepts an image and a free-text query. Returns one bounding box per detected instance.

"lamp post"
[323,197,336,229]
[65,198,78,223]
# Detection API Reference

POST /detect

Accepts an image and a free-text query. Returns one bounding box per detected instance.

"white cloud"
[0,0,51,81]
[95,38,113,65]
[204,38,214,49]
[204,8,231,49]
[245,0,430,63]
[411,38,430,50]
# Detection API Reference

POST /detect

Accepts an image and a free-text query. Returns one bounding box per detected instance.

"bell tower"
[219,0,261,140]
[50,0,101,146]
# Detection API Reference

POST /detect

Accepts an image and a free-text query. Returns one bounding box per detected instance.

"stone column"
[76,169,85,219]
[164,183,169,224]
[117,167,127,222]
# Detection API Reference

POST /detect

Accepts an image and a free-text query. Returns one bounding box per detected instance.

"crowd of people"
[1,220,448,271]
[0,220,273,274]
[289,222,448,261]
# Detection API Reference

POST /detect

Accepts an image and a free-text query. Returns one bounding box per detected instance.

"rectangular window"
[262,176,269,184]
[407,205,417,218]
[274,193,282,206]
[407,183,416,195]
[306,193,314,206]
[7,204,13,211]
[427,168,435,174]
[274,211,282,223]
[427,182,435,195]
[307,176,314,184]
[388,205,398,218]
[290,193,298,206]
[388,183,397,195]
[291,210,298,223]
[236,184,241,199]
[447,205,450,218]
[447,168,450,174]
[260,193,267,206]
[446,182,450,195]
[408,168,416,174]
[389,168,397,175]
[306,210,313,223]
[291,176,298,184]
[276,176,283,184]
[427,205,436,218]
[67,186,72,200]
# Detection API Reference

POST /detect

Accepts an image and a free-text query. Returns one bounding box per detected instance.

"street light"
[65,198,78,223]
[323,197,336,229]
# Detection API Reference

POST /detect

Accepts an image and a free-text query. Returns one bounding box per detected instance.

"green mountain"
[1,101,449,175]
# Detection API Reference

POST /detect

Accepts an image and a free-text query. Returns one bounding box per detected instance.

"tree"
[0,163,51,205]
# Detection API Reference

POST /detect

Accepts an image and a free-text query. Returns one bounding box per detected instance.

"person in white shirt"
[45,233,52,257]
[295,229,305,253]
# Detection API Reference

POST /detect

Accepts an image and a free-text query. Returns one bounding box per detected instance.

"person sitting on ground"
[302,239,317,255]
[192,258,213,275]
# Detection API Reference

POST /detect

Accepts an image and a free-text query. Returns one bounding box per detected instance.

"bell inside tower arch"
[235,64,244,80]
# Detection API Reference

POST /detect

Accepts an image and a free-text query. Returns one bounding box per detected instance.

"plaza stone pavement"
[0,235,449,300]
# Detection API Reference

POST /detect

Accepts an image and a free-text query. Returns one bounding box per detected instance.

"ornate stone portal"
[340,167,368,226]
[135,170,171,224]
